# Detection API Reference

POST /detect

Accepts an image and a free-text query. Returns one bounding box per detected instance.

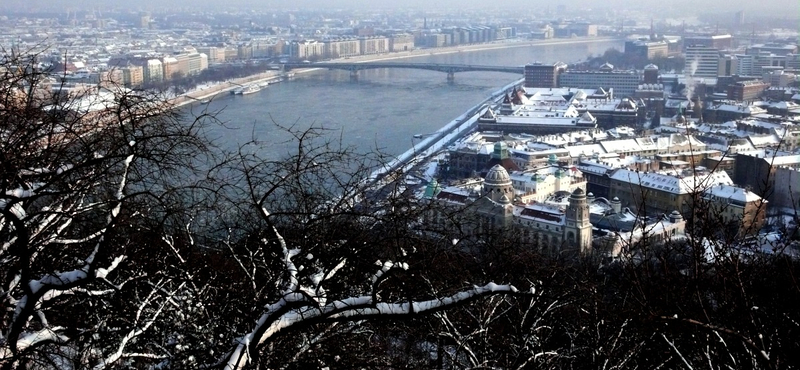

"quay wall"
[370,78,523,183]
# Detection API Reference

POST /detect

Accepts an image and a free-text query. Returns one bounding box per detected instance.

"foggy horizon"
[1,0,797,17]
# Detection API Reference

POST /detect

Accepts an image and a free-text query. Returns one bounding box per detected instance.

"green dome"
[492,142,509,160]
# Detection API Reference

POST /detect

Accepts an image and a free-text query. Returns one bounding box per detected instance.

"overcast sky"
[2,0,797,16]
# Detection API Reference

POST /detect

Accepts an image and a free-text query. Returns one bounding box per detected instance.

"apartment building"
[144,59,163,84]
[359,36,389,55]
[121,65,143,87]
[289,40,325,60]
[324,38,360,58]
[389,34,414,52]
[558,69,640,97]
[523,62,567,88]
[607,167,734,216]
[701,184,766,236]
[175,52,208,76]
[685,46,720,78]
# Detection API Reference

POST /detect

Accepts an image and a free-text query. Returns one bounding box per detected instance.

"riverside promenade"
[367,78,522,188]
[169,70,284,108]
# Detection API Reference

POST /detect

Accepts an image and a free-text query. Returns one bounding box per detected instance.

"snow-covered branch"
[93,281,186,370]
[222,282,531,370]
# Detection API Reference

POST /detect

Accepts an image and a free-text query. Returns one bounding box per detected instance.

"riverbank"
[169,70,284,108]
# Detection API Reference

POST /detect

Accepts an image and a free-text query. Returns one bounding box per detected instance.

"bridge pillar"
[350,69,359,81]
[446,71,455,82]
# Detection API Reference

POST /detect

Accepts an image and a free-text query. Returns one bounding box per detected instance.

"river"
[194,38,623,158]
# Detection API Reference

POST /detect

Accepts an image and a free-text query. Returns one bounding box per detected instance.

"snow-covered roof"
[50,88,124,114]
[566,144,606,158]
[510,165,582,180]
[601,139,641,153]
[772,155,800,166]
[608,168,733,195]
[606,126,637,138]
[704,184,762,204]
[738,119,793,131]
[770,101,799,110]
[514,203,565,225]
[634,136,656,150]
[748,134,782,147]
[435,186,472,204]
[713,104,766,114]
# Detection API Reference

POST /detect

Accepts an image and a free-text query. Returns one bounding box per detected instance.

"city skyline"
[1,0,797,16]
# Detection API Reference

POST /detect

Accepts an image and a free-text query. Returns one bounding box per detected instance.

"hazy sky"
[2,0,797,16]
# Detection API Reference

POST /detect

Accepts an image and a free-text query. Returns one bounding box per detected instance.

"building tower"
[499,93,514,115]
[523,62,566,88]
[733,11,744,29]
[685,46,720,78]
[643,63,659,84]
[483,164,513,204]
[649,19,655,41]
[478,165,515,232]
[565,188,592,253]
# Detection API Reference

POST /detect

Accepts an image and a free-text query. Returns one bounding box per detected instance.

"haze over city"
[2,0,797,15]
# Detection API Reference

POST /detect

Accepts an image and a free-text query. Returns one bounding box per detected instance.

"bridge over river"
[282,62,524,81]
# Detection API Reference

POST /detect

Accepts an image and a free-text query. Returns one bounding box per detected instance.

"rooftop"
[608,168,734,195]
[704,184,762,204]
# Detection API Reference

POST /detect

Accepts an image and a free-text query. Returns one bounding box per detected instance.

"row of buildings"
[425,123,775,255]
[414,26,517,47]
[109,52,208,87]
[59,50,210,88]
[621,32,798,106]
[285,34,415,60]
[684,42,799,79]
[437,97,800,236]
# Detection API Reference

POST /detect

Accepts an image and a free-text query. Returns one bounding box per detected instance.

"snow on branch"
[14,326,67,352]
[8,255,128,355]
[6,149,136,350]
[93,281,186,370]
[372,260,409,286]
[222,282,531,370]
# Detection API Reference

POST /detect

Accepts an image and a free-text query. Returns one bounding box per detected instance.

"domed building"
[425,163,688,255]
[472,165,516,233]
[425,165,593,254]
[483,164,513,204]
